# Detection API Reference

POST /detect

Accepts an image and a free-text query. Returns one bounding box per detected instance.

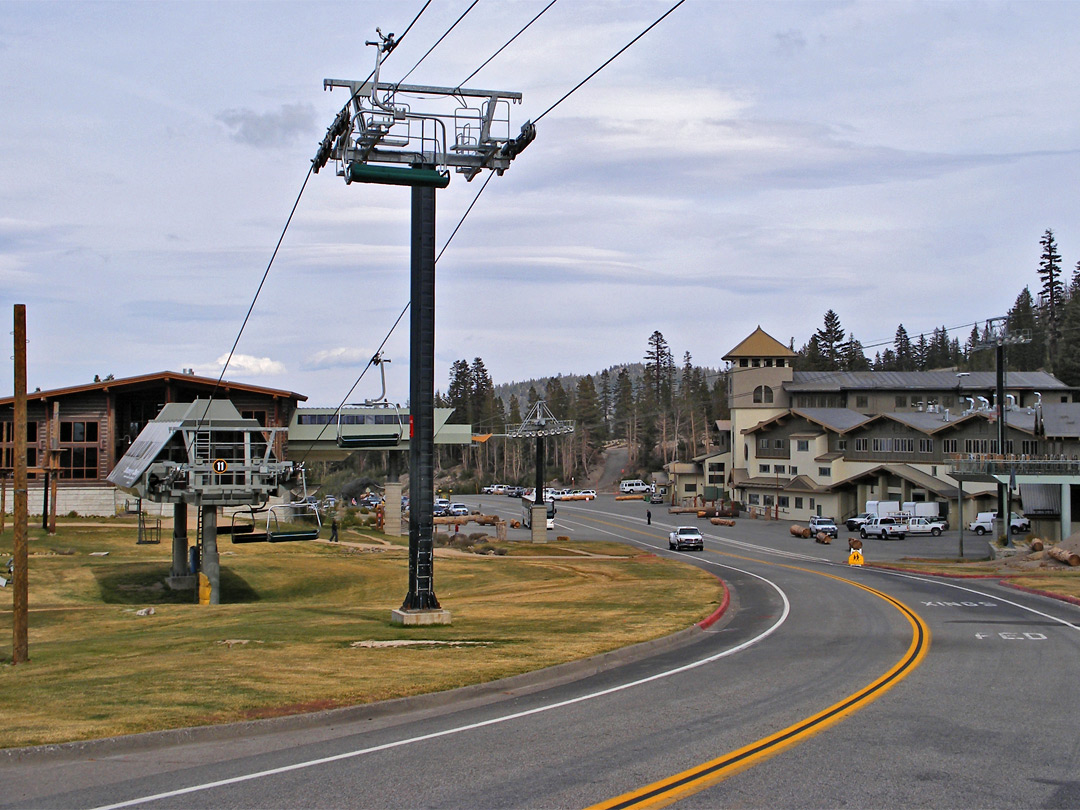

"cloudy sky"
[3,0,1079,407]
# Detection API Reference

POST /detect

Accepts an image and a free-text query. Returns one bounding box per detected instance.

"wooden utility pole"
[13,304,29,663]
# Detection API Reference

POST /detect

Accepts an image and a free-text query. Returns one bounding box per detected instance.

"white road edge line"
[91,565,790,810]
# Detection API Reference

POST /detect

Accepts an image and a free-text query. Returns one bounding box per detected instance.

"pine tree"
[1006,287,1044,370]
[894,325,915,371]
[815,310,846,367]
[1039,229,1064,368]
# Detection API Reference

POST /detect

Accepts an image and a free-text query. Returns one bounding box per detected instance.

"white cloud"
[194,354,287,378]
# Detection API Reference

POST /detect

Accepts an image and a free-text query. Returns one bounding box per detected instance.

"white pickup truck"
[903,517,948,537]
[860,516,906,540]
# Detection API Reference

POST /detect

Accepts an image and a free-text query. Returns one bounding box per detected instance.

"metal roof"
[787,370,1068,392]
[1040,403,1080,439]
[0,370,307,405]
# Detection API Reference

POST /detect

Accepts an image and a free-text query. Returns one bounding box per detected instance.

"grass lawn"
[0,518,722,748]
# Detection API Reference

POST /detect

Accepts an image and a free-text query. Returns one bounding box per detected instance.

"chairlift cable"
[455,0,559,89]
[394,0,480,89]
[533,0,686,124]
[296,171,495,466]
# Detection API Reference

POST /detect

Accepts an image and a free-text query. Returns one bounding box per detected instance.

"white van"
[619,479,652,494]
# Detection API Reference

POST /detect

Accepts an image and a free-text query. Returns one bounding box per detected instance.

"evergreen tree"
[798,334,829,371]
[815,309,846,367]
[1006,287,1044,370]
[894,325,915,371]
[446,359,472,423]
[841,335,870,371]
[1039,228,1064,368]
[613,368,634,441]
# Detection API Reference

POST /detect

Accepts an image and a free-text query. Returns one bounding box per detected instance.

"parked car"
[808,516,839,538]
[649,492,665,504]
[668,526,704,551]
[845,512,874,531]
[447,503,469,517]
[433,498,450,517]
[860,516,906,540]
[505,486,525,497]
[968,511,1030,535]
[577,490,597,500]
[904,516,947,536]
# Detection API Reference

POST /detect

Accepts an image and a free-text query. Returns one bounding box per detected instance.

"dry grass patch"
[0,522,721,748]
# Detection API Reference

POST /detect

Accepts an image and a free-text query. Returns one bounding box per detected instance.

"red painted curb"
[697,578,730,629]
[1000,580,1080,607]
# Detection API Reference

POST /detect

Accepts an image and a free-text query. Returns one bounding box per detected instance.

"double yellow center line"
[583,548,930,809]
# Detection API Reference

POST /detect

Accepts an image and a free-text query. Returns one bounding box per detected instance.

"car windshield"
[678,528,697,535]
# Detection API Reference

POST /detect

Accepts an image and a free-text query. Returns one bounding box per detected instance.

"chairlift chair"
[335,352,407,449]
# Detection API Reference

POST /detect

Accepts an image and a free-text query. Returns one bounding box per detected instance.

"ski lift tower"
[313,31,534,625]
[507,401,574,543]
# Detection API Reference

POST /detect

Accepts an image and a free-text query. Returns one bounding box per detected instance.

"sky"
[3,0,1079,408]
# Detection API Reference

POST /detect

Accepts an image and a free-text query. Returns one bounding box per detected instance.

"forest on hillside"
[328,230,1080,490]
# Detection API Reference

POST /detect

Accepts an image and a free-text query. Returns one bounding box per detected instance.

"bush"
[434,532,451,546]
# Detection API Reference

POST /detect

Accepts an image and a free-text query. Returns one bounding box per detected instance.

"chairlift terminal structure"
[108,399,306,604]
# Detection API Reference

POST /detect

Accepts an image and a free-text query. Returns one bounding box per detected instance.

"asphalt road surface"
[4,497,1079,809]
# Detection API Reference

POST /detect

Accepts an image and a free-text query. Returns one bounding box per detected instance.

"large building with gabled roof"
[716,326,1079,530]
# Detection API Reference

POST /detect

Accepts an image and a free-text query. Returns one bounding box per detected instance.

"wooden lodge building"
[0,371,305,516]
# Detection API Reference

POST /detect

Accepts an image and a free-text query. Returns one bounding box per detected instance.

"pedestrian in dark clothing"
[330,516,339,542]
[646,509,652,525]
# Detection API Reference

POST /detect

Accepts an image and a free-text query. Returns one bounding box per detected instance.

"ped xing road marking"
[585,571,930,810]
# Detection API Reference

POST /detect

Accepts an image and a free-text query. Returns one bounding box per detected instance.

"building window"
[789,466,797,475]
[740,359,749,367]
[797,439,809,452]
[1022,440,1038,455]
[943,438,957,453]
[919,438,933,453]
[241,410,268,427]
[708,474,725,484]
[752,359,761,368]
[856,395,868,409]
[837,439,847,451]
[774,438,784,449]
[896,438,914,453]
[872,438,893,452]
[708,462,725,472]
[753,385,774,404]
[759,437,770,450]
[58,420,101,480]
[776,359,786,368]
[759,464,771,473]
[764,359,773,367]
[795,497,804,509]
[818,467,831,477]
[855,438,868,451]
[763,494,774,506]
[774,465,785,474]
[685,483,697,493]
[778,496,789,508]
[965,439,990,454]
[748,493,760,505]
[895,395,907,408]
[59,421,99,443]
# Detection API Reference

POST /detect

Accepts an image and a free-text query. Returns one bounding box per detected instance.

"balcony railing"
[948,455,1080,478]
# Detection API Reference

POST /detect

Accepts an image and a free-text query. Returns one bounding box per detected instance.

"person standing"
[646,509,652,525]
[330,515,339,542]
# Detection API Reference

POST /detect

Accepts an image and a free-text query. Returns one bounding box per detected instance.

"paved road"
[4,498,1079,809]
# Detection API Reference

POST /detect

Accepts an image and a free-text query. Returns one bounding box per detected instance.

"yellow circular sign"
[212,459,228,474]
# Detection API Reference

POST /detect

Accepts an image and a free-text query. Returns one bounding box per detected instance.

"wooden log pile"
[1029,538,1044,552]
[616,494,645,501]
[790,525,812,538]
[710,518,736,527]
[815,532,832,544]
[1048,545,1080,566]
